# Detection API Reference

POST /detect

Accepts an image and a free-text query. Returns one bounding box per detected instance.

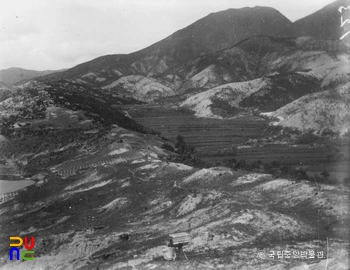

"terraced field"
[118,105,338,166]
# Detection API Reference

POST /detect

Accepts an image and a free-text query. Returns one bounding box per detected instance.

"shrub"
[161,143,174,152]
[210,97,241,117]
[168,135,205,167]
[296,131,324,144]
[175,135,186,150]
[321,170,330,178]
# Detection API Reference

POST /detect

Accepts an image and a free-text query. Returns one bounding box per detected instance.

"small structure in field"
[166,232,190,260]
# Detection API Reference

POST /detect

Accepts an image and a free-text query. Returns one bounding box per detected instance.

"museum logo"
[9,236,35,261]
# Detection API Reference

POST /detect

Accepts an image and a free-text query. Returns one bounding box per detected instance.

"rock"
[119,233,131,241]
[162,247,176,261]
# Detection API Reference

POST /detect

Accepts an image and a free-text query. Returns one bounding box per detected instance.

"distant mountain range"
[0,67,66,86]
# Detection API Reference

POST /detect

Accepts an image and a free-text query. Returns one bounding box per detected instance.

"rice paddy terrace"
[118,104,337,166]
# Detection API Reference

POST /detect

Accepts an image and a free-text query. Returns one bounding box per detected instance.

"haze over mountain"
[0,67,65,86]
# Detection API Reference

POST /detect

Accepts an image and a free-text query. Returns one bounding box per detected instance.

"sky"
[0,0,334,71]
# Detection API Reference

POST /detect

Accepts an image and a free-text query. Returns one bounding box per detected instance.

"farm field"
[119,104,344,166]
[302,160,350,181]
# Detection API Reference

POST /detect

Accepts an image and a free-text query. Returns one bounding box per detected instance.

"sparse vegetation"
[295,131,326,144]
[210,97,241,117]
[167,134,206,167]
[223,158,344,186]
[0,88,11,102]
[161,142,175,152]
[239,72,320,112]
[0,80,161,139]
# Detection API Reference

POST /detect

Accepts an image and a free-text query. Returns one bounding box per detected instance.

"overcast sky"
[0,0,334,71]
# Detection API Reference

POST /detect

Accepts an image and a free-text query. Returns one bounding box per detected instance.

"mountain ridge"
[9,1,350,84]
[43,6,296,83]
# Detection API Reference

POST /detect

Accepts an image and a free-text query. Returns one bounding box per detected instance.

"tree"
[321,170,330,179]
[175,135,186,150]
[161,143,174,152]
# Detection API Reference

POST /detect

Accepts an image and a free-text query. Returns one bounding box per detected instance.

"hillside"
[102,75,175,102]
[263,82,350,135]
[0,91,348,268]
[0,82,12,102]
[37,35,350,114]
[169,35,349,93]
[180,72,321,118]
[176,35,350,134]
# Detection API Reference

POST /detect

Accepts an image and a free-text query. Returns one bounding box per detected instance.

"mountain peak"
[52,4,296,81]
[206,5,290,21]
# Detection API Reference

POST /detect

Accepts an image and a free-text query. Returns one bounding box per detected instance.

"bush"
[296,132,324,144]
[168,135,205,167]
[161,143,174,152]
[210,97,241,117]
[321,170,330,178]
[0,89,11,102]
[175,135,186,150]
